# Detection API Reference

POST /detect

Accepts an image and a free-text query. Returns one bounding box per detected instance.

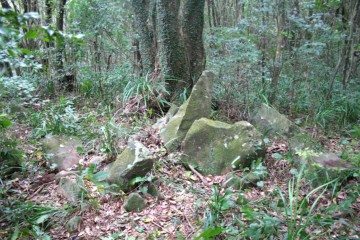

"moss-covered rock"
[57,177,81,202]
[160,71,214,150]
[42,135,82,171]
[124,193,146,212]
[152,103,179,130]
[251,103,302,139]
[107,141,153,191]
[66,216,81,233]
[293,150,353,183]
[252,104,353,183]
[182,118,265,175]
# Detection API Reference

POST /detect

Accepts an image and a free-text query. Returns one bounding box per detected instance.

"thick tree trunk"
[1,0,11,8]
[131,0,155,74]
[182,0,206,85]
[157,0,189,97]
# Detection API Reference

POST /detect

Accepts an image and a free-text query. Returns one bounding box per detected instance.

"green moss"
[182,118,265,175]
[160,71,214,150]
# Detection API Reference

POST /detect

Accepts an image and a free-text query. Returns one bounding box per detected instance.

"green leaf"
[35,214,51,224]
[20,48,32,55]
[140,185,148,194]
[92,171,109,182]
[272,153,283,159]
[76,146,85,154]
[195,227,223,240]
[11,225,20,240]
[24,30,39,39]
[256,181,264,187]
[0,119,12,128]
[290,168,298,175]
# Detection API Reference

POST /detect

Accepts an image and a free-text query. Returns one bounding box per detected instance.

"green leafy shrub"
[29,98,80,138]
[0,114,23,176]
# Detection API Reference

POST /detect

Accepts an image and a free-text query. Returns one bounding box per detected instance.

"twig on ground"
[188,164,210,187]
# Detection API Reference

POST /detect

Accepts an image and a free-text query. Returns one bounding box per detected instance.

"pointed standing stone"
[160,70,214,150]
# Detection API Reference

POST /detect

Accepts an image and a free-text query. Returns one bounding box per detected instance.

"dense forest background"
[1,0,359,127]
[0,0,359,239]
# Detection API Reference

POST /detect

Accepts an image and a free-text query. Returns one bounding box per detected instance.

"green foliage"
[276,166,339,239]
[200,185,235,238]
[195,227,224,240]
[29,98,80,137]
[206,1,360,130]
[97,120,129,158]
[78,65,130,101]
[0,185,65,239]
[78,164,120,195]
[0,114,23,175]
[0,9,81,74]
[122,74,170,114]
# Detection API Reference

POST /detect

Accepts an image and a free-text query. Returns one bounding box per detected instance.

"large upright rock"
[182,118,265,175]
[42,136,82,171]
[160,71,214,150]
[107,141,153,191]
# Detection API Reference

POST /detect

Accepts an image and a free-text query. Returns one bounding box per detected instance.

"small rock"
[66,216,82,233]
[89,155,107,170]
[57,177,81,202]
[124,193,146,212]
[251,103,301,139]
[146,182,159,198]
[42,135,82,171]
[107,141,153,191]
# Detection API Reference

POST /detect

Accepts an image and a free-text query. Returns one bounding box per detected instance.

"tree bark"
[341,0,359,91]
[1,0,13,76]
[269,0,285,103]
[45,0,52,25]
[0,0,11,8]
[157,0,189,97]
[56,0,68,89]
[182,0,206,85]
[207,0,212,28]
[131,0,155,74]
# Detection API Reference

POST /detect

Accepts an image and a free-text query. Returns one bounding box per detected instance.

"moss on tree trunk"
[131,0,155,74]
[157,0,190,97]
[183,0,206,85]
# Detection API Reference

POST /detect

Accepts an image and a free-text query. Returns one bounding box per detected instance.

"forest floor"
[0,101,360,240]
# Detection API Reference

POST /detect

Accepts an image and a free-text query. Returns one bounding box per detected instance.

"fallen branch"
[188,164,210,187]
[27,183,51,200]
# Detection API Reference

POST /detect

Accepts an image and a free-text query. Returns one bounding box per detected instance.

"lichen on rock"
[160,70,214,150]
[182,118,265,175]
[106,141,153,191]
